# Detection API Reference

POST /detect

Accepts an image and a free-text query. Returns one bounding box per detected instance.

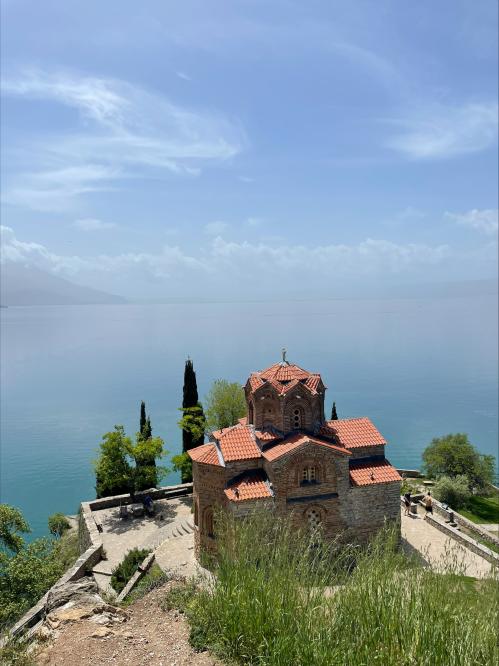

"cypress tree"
[143,416,152,440]
[331,402,338,420]
[181,359,205,453]
[139,401,146,437]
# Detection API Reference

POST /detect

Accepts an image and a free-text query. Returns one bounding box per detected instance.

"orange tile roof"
[263,433,351,461]
[188,443,221,466]
[349,460,402,486]
[224,471,273,502]
[213,424,261,462]
[321,418,386,449]
[255,429,281,443]
[260,362,311,382]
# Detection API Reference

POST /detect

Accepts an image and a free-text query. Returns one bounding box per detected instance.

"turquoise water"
[1,297,497,539]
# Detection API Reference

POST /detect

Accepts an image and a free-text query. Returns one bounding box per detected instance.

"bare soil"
[35,584,220,666]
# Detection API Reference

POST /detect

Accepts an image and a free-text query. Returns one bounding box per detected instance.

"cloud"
[176,71,191,81]
[238,176,254,183]
[246,217,263,227]
[73,218,117,231]
[386,102,498,159]
[2,70,246,210]
[2,227,451,289]
[445,209,498,235]
[204,221,229,235]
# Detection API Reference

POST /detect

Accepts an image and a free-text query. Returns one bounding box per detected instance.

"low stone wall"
[87,483,193,512]
[397,469,422,478]
[425,513,499,567]
[429,499,499,550]
[8,543,103,640]
[115,553,155,603]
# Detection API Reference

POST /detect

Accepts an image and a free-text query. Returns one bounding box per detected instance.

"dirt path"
[35,585,220,666]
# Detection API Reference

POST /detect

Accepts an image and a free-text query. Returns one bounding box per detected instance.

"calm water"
[1,297,497,539]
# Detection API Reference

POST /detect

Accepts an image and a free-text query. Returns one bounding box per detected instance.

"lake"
[1,297,497,539]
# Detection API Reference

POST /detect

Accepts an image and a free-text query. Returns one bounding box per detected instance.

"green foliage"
[0,504,30,554]
[171,451,193,483]
[459,495,499,524]
[433,475,471,509]
[140,400,146,435]
[205,379,246,432]
[330,401,338,420]
[48,513,70,538]
[422,433,496,491]
[110,548,151,594]
[0,636,36,666]
[181,359,205,453]
[94,425,168,498]
[0,538,64,630]
[0,508,79,632]
[121,564,169,606]
[178,509,498,666]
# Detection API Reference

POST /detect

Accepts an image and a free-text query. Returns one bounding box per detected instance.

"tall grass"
[182,509,498,666]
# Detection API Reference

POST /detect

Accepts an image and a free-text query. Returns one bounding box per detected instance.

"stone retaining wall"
[425,513,499,567]
[115,553,155,603]
[8,543,103,640]
[428,498,499,550]
[87,483,193,512]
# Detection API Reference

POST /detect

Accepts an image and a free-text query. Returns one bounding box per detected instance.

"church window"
[293,408,302,429]
[302,466,317,483]
[204,508,214,537]
[306,508,322,530]
[194,501,199,527]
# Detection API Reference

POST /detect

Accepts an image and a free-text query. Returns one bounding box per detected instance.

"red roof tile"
[247,361,325,398]
[213,424,261,462]
[349,460,401,486]
[263,433,351,461]
[260,362,311,382]
[321,418,386,449]
[224,471,273,502]
[255,429,281,443]
[188,443,221,466]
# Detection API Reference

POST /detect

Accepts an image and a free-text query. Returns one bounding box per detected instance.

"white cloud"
[176,71,191,81]
[246,217,263,227]
[2,70,246,210]
[445,209,498,235]
[386,102,498,159]
[73,218,117,231]
[204,221,229,235]
[238,176,254,183]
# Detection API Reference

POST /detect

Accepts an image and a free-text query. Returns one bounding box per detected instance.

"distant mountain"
[0,263,126,306]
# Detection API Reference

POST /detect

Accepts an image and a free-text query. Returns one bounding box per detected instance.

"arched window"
[194,501,199,527]
[306,507,322,530]
[301,466,317,484]
[292,408,302,429]
[248,401,254,424]
[204,508,214,537]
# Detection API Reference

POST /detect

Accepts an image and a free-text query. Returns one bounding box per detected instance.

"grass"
[110,547,151,594]
[459,495,499,524]
[0,637,37,666]
[120,563,169,606]
[169,509,498,666]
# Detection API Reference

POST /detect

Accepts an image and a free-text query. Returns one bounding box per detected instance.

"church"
[188,353,401,558]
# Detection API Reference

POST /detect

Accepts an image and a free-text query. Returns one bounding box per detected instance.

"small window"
[301,466,317,484]
[204,508,214,537]
[194,502,199,527]
[306,508,322,530]
[293,409,302,429]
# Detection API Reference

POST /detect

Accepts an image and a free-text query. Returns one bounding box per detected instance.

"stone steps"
[143,518,194,550]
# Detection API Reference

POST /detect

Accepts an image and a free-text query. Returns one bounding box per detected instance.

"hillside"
[0,263,126,306]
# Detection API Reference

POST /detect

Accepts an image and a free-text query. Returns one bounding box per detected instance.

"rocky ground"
[32,579,220,666]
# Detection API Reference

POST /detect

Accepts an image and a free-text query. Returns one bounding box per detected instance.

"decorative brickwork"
[189,357,401,559]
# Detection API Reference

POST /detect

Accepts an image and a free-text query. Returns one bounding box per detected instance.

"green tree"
[433,475,471,510]
[0,504,30,554]
[330,402,338,420]
[128,434,167,491]
[181,359,205,453]
[205,379,246,432]
[171,452,193,484]
[422,433,495,492]
[94,426,133,498]
[142,416,152,440]
[139,401,146,436]
[48,513,70,538]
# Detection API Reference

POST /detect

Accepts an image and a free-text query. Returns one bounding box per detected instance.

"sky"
[1,0,498,300]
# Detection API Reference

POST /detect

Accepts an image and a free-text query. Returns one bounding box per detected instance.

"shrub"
[181,508,498,666]
[433,475,471,509]
[48,513,70,538]
[110,548,150,594]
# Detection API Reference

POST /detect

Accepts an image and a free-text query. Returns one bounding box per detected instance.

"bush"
[433,475,471,509]
[110,548,150,594]
[422,433,495,492]
[48,513,70,538]
[181,509,498,666]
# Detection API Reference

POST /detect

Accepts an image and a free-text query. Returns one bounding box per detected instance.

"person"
[143,494,154,516]
[424,491,433,518]
[404,492,411,516]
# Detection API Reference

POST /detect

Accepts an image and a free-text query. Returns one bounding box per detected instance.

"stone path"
[401,507,494,579]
